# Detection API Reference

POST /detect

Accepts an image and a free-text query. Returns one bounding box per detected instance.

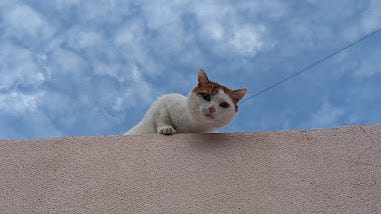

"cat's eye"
[201,94,211,102]
[220,102,230,108]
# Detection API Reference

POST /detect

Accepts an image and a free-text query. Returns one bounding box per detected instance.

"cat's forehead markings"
[216,88,232,101]
[192,81,232,96]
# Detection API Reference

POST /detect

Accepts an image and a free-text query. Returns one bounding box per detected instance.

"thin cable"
[241,27,381,104]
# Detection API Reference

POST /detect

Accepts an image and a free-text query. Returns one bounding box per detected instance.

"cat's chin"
[203,113,214,120]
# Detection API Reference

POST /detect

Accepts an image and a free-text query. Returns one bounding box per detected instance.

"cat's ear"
[198,69,210,85]
[230,88,248,103]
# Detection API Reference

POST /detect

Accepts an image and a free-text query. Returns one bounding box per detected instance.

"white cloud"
[114,21,145,47]
[135,0,275,59]
[332,43,381,79]
[48,48,86,77]
[66,28,105,50]
[360,0,381,32]
[0,44,48,90]
[0,91,44,113]
[113,20,163,76]
[141,0,182,30]
[229,24,268,56]
[192,1,273,57]
[335,49,381,79]
[93,62,123,81]
[3,4,55,41]
[91,65,155,113]
[205,21,224,40]
[113,65,154,111]
[336,1,381,42]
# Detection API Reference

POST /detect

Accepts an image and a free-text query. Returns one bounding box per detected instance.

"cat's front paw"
[158,126,176,135]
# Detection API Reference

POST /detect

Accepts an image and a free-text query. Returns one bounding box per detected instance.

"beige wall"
[1,124,380,213]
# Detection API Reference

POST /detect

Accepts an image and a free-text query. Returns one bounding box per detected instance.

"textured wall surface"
[1,124,381,213]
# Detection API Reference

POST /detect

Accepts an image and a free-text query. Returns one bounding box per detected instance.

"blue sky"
[1,0,381,139]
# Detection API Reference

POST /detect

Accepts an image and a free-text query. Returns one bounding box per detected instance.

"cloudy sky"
[1,0,380,139]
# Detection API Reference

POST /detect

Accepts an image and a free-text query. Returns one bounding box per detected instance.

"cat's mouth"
[204,113,214,120]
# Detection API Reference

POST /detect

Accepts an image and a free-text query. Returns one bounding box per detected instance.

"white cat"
[124,69,247,135]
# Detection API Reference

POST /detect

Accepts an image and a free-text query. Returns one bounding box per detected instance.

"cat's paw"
[158,126,176,135]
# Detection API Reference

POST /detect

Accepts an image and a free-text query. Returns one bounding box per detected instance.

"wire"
[241,27,381,104]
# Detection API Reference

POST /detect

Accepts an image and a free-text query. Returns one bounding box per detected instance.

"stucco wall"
[1,124,380,213]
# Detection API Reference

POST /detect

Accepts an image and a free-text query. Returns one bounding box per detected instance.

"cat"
[124,69,247,135]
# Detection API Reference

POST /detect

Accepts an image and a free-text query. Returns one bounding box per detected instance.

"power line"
[241,27,381,104]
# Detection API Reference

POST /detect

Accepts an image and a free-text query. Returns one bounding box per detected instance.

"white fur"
[124,89,238,135]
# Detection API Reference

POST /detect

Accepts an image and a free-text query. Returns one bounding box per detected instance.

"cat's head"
[187,69,247,128]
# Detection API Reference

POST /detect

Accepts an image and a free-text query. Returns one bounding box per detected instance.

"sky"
[1,0,381,139]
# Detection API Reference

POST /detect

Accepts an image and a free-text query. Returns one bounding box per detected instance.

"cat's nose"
[208,106,216,113]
